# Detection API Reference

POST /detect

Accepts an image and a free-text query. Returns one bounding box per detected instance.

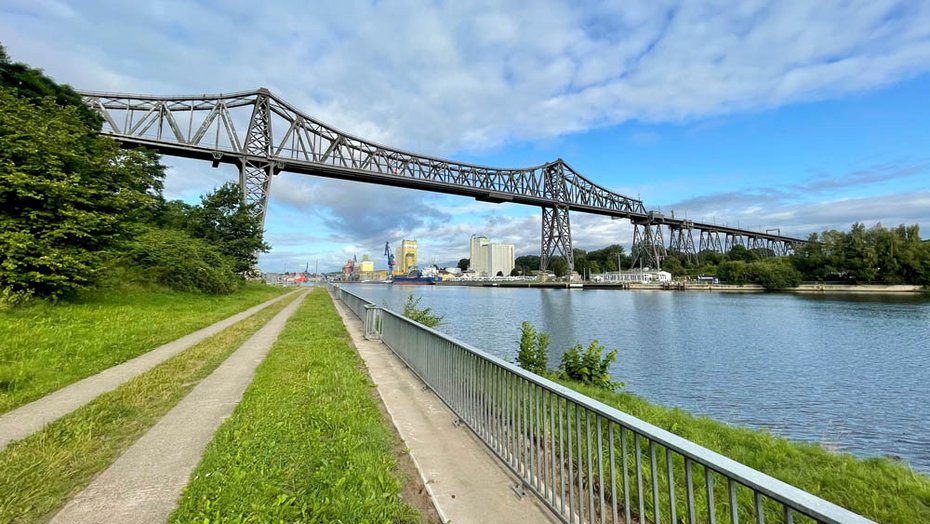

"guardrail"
[328,283,873,524]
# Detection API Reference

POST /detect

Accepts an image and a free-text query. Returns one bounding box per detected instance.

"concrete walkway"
[0,290,296,452]
[51,289,309,524]
[331,297,558,524]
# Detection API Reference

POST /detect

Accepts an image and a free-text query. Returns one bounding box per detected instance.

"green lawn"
[170,288,420,523]
[0,283,288,414]
[557,378,930,524]
[0,291,300,523]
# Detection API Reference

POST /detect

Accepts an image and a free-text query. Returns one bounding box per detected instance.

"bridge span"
[77,88,805,271]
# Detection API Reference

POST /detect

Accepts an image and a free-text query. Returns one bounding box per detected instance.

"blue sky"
[2,0,929,272]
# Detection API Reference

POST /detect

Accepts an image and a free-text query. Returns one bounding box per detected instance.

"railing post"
[364,305,382,340]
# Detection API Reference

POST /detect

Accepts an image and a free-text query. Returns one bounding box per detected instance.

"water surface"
[345,283,930,474]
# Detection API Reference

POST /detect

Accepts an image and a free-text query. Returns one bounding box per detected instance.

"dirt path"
[50,289,309,524]
[0,290,296,452]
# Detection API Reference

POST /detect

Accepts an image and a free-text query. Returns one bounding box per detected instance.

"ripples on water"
[346,284,930,474]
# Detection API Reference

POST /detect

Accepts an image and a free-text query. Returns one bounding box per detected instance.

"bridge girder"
[77,88,807,266]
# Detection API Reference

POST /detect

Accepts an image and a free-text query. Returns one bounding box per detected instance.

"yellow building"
[399,240,417,273]
[359,254,374,273]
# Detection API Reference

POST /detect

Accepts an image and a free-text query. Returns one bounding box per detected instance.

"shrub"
[127,228,240,294]
[402,294,443,327]
[558,340,622,391]
[517,322,549,375]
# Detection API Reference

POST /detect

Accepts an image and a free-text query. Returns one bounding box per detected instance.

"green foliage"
[517,322,549,375]
[751,259,803,290]
[457,258,469,271]
[186,182,269,274]
[402,294,443,327]
[170,290,419,523]
[0,294,295,521]
[0,283,287,414]
[558,340,622,391]
[792,223,930,284]
[126,227,240,294]
[0,44,101,129]
[0,88,164,302]
[555,378,930,524]
[550,257,568,277]
[514,254,540,273]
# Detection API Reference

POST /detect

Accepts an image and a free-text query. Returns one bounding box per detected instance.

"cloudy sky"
[3,0,929,272]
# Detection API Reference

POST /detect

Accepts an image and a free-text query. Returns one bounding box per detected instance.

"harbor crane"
[384,242,396,276]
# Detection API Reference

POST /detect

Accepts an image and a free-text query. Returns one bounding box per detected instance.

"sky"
[2,0,929,272]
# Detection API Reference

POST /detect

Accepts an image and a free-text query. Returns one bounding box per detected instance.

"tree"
[550,257,568,278]
[510,267,520,276]
[187,182,269,274]
[0,44,101,129]
[496,270,504,277]
[457,258,469,271]
[514,255,540,272]
[0,89,163,302]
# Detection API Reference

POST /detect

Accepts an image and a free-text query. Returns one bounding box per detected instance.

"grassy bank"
[170,288,420,523]
[0,283,288,414]
[0,291,300,522]
[556,378,930,523]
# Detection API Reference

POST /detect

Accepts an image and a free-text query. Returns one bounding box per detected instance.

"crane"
[384,242,396,276]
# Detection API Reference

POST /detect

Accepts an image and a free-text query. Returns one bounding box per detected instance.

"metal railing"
[328,284,873,524]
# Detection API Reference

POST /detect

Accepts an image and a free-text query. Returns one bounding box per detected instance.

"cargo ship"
[391,266,442,285]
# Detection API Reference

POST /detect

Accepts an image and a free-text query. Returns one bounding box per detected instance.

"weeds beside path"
[0,290,300,523]
[0,283,288,414]
[170,287,420,523]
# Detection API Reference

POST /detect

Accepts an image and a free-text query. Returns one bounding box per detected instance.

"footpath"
[51,289,309,523]
[330,295,558,524]
[0,290,297,452]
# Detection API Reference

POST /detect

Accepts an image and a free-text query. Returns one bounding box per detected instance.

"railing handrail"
[329,283,873,524]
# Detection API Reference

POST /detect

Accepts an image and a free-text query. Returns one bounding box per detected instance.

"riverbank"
[555,378,930,524]
[437,280,927,293]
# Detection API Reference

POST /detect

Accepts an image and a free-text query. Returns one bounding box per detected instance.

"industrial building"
[468,235,515,277]
[399,240,418,274]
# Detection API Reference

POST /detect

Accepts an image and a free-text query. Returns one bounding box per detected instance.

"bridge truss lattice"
[79,88,804,273]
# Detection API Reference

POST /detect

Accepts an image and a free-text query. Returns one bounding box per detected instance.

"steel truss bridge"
[78,88,805,272]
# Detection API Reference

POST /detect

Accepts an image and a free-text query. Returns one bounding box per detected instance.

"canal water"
[344,284,930,474]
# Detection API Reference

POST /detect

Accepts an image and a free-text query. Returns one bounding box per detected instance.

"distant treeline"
[0,45,269,303]
[513,223,929,289]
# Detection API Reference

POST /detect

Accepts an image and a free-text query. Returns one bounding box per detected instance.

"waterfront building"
[593,270,672,283]
[468,234,515,277]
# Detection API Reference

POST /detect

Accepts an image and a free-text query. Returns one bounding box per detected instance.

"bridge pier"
[239,89,277,227]
[539,161,575,275]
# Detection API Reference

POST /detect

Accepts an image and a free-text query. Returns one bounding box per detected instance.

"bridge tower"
[239,89,279,226]
[630,213,667,269]
[539,161,574,275]
[667,221,697,264]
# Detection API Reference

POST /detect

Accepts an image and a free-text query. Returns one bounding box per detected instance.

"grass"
[0,290,300,523]
[170,287,420,523]
[554,378,930,524]
[0,282,289,414]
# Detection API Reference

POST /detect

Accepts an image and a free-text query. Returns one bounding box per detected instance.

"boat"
[391,266,442,285]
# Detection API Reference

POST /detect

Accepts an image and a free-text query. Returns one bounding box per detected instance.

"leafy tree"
[517,322,549,375]
[750,259,802,290]
[457,258,469,271]
[550,257,568,278]
[514,255,540,272]
[510,267,520,276]
[402,294,443,327]
[186,182,269,274]
[126,227,239,294]
[0,89,163,302]
[557,340,622,391]
[0,44,101,129]
[662,255,684,275]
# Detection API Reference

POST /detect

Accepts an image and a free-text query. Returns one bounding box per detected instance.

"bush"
[127,228,240,294]
[402,294,443,327]
[517,322,549,375]
[558,340,622,391]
